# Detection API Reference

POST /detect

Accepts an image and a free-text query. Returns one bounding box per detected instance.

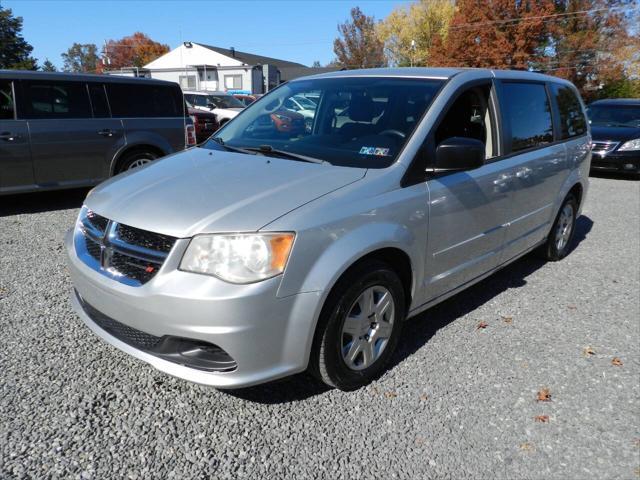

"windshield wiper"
[239,145,328,165]
[211,137,257,155]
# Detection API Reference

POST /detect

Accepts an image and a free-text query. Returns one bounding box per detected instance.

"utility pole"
[410,40,416,68]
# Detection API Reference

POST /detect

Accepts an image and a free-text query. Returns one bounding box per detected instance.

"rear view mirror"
[430,137,485,173]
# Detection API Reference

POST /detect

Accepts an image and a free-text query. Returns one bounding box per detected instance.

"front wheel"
[310,259,405,390]
[116,151,158,174]
[538,194,578,261]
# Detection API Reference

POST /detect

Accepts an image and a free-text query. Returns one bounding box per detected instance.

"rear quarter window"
[550,84,587,139]
[107,83,183,118]
[501,82,554,153]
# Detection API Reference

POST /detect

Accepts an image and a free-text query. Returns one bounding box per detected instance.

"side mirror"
[430,137,485,173]
[207,102,217,110]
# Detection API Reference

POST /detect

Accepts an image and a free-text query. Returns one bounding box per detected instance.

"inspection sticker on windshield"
[359,147,390,156]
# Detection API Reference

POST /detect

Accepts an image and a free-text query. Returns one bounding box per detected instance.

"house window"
[224,75,243,90]
[179,75,196,89]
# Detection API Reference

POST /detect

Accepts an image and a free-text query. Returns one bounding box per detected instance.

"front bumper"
[65,229,322,388]
[590,151,640,174]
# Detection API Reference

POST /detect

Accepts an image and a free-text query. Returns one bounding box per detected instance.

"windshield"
[185,93,245,109]
[587,105,640,128]
[208,94,245,109]
[204,77,444,168]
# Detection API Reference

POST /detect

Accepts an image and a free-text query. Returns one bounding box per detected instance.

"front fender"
[278,221,418,300]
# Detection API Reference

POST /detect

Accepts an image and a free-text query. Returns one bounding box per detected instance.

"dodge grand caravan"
[0,71,194,195]
[66,68,591,390]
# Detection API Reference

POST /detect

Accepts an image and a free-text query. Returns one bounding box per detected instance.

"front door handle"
[97,129,115,137]
[0,132,19,141]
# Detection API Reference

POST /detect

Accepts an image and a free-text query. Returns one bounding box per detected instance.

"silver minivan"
[66,68,591,390]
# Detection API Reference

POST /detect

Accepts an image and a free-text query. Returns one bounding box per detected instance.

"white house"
[108,42,337,94]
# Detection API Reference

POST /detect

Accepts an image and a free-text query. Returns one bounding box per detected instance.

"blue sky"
[4,0,404,69]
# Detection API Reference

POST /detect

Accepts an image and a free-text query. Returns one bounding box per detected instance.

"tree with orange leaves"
[428,0,556,70]
[548,0,638,99]
[103,32,169,70]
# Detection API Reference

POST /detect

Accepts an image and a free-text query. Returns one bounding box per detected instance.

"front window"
[587,105,640,128]
[204,77,444,168]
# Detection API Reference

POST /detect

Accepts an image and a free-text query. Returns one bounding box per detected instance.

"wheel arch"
[110,143,167,175]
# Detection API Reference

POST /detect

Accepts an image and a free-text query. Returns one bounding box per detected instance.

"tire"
[116,150,158,174]
[310,259,405,391]
[538,194,578,261]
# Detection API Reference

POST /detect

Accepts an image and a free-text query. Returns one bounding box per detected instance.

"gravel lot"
[1,176,639,480]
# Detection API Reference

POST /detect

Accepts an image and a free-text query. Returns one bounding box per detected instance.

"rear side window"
[550,84,587,138]
[0,80,14,120]
[107,83,183,118]
[88,84,110,118]
[21,80,91,119]
[501,82,553,152]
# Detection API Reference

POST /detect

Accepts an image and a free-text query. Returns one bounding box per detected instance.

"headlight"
[180,233,295,284]
[618,138,640,151]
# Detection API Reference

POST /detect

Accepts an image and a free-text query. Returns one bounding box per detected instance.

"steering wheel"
[379,129,406,140]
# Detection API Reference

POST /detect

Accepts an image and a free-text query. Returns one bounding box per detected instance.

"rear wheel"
[116,150,158,174]
[538,194,578,261]
[310,259,405,390]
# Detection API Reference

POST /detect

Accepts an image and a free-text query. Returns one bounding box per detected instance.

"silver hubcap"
[127,158,151,170]
[555,203,574,251]
[341,286,395,371]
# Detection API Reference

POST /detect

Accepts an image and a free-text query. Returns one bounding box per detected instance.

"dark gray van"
[0,71,194,195]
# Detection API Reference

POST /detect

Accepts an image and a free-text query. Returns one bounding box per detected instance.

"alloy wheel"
[555,203,574,251]
[340,286,395,371]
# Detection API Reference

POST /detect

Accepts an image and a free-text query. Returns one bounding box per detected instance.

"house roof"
[196,43,305,68]
[279,66,343,82]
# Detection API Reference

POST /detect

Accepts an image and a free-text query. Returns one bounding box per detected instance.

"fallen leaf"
[568,305,577,310]
[612,357,623,366]
[419,394,429,401]
[502,316,513,324]
[634,438,640,448]
[384,391,398,398]
[583,347,596,357]
[519,442,534,452]
[534,415,549,423]
[536,388,552,402]
[476,322,488,330]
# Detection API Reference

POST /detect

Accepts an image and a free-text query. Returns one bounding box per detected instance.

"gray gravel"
[1,176,639,480]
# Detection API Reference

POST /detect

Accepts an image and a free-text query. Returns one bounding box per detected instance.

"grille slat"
[76,209,177,286]
[592,141,619,155]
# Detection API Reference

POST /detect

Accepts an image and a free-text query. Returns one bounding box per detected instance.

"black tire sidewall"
[315,260,405,390]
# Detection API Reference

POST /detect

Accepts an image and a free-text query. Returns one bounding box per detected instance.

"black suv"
[587,98,640,177]
[0,71,195,195]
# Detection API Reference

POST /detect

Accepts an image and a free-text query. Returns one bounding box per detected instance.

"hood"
[188,108,216,119]
[85,148,365,238]
[214,108,242,117]
[591,125,640,142]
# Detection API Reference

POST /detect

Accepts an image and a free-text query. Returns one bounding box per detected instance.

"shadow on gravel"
[388,214,594,372]
[226,215,593,404]
[0,188,90,217]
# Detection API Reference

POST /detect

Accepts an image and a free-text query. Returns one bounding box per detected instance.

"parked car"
[0,71,194,195]
[233,94,256,107]
[186,100,219,143]
[66,68,591,391]
[183,91,244,127]
[283,94,317,131]
[586,98,639,176]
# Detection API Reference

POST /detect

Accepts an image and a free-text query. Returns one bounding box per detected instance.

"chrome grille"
[591,140,619,156]
[75,207,177,286]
